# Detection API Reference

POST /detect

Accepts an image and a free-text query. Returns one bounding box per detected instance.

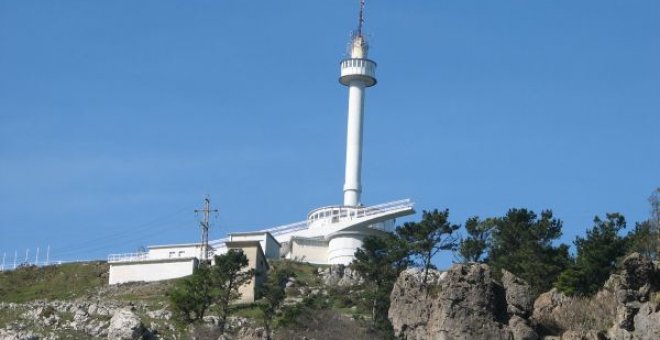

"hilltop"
[0,261,386,339]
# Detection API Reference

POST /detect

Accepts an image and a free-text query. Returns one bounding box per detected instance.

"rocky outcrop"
[532,253,660,340]
[606,253,660,340]
[107,308,146,340]
[317,265,363,286]
[389,264,538,340]
[503,269,534,318]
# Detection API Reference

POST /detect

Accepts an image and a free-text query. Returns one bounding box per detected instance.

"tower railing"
[307,199,414,224]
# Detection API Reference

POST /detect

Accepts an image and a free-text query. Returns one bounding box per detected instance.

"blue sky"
[1,1,658,268]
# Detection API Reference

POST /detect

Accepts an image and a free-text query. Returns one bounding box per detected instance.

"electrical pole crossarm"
[195,197,219,262]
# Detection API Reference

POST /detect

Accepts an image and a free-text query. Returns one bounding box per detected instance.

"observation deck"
[306,199,413,232]
[339,58,377,87]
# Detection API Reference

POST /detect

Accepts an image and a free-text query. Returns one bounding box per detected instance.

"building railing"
[108,252,149,263]
[307,199,414,224]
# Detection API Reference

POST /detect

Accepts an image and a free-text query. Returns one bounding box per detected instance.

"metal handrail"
[307,199,413,222]
[108,252,149,263]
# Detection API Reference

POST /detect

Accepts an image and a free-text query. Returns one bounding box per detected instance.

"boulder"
[107,308,146,340]
[560,330,605,340]
[388,268,437,340]
[632,302,660,340]
[236,327,268,340]
[389,264,537,340]
[509,315,538,340]
[319,264,363,286]
[0,330,40,340]
[503,269,534,317]
[533,288,568,335]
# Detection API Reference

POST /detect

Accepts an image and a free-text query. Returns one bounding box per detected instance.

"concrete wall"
[226,244,268,304]
[109,258,197,285]
[148,245,202,260]
[228,233,280,260]
[289,238,328,264]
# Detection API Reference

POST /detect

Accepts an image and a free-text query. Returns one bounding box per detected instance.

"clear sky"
[1,1,658,269]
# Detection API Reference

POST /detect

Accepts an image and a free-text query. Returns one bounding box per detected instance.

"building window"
[169,251,175,258]
[178,251,185,257]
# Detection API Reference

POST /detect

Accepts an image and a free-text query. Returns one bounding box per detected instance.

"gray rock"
[532,288,568,335]
[319,264,363,286]
[146,308,171,320]
[389,264,532,340]
[509,315,538,340]
[0,329,40,340]
[87,303,98,315]
[107,308,146,340]
[632,302,660,340]
[560,330,605,340]
[503,269,534,317]
[237,327,268,340]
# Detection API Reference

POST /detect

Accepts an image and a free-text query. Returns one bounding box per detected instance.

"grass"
[269,260,326,286]
[230,303,262,319]
[0,262,108,303]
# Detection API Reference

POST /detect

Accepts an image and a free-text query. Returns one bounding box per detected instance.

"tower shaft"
[343,81,366,206]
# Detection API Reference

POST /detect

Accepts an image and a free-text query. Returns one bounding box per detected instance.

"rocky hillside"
[388,253,660,340]
[3,254,658,339]
[0,261,382,340]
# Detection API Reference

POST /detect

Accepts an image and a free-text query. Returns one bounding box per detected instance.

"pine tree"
[556,213,627,296]
[458,217,495,263]
[488,209,570,295]
[212,249,255,334]
[168,265,214,324]
[352,234,410,330]
[396,209,459,284]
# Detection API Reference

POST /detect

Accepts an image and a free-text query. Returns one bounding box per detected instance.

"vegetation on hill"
[456,187,660,297]
[0,261,108,303]
[349,188,659,338]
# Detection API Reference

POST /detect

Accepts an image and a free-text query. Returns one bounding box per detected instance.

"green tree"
[352,234,410,331]
[396,209,460,284]
[488,209,571,295]
[627,220,658,260]
[458,217,495,263]
[627,188,660,260]
[168,265,214,324]
[258,265,294,340]
[556,213,628,296]
[212,249,255,334]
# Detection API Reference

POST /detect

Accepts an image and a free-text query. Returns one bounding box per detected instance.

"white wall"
[229,233,280,259]
[288,238,328,264]
[109,258,197,285]
[148,245,202,260]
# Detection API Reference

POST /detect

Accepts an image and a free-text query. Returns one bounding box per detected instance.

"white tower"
[340,0,377,207]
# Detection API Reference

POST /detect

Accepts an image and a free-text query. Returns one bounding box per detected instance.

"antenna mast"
[357,0,365,36]
[194,196,218,262]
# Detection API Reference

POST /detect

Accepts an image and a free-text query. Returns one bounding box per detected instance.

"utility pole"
[1,252,5,271]
[13,251,17,269]
[194,196,218,262]
[24,248,29,266]
[35,247,40,266]
[46,246,50,266]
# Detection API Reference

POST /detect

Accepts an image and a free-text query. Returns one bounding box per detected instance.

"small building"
[217,231,282,260]
[108,233,276,303]
[108,243,208,285]
[225,240,269,303]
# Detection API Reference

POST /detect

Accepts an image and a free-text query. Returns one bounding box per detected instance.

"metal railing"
[307,199,414,224]
[108,252,149,263]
